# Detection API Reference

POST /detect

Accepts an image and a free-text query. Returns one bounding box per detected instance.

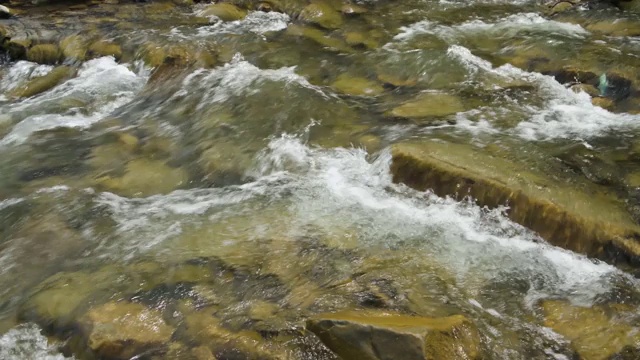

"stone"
[592,96,615,111]
[344,32,379,49]
[307,311,481,360]
[26,44,62,65]
[585,20,640,37]
[97,159,189,197]
[548,1,573,15]
[389,141,640,267]
[331,74,384,96]
[81,302,174,359]
[200,3,247,21]
[0,5,12,19]
[88,40,123,60]
[387,92,464,119]
[541,300,640,360]
[299,2,343,30]
[9,66,74,98]
[341,3,367,15]
[60,35,87,62]
[570,83,599,97]
[377,72,417,88]
[286,24,352,53]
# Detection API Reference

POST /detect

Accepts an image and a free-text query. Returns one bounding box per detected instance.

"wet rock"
[26,44,62,65]
[9,65,74,98]
[299,2,343,30]
[548,1,574,15]
[331,74,384,96]
[387,92,464,120]
[344,31,378,49]
[307,311,481,360]
[570,83,599,97]
[79,301,174,359]
[592,96,615,110]
[200,3,247,21]
[0,5,12,19]
[59,35,88,62]
[88,40,122,61]
[341,3,367,15]
[377,72,418,88]
[585,20,640,37]
[97,159,189,197]
[554,143,621,186]
[541,300,640,360]
[286,24,352,53]
[390,141,640,268]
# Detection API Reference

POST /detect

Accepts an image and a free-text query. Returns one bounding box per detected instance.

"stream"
[1,0,640,359]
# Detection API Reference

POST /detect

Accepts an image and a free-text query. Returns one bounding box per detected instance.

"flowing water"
[2,0,640,358]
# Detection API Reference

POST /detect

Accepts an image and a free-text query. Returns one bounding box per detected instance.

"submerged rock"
[299,2,343,30]
[390,141,640,268]
[26,44,62,65]
[80,301,174,359]
[307,311,481,360]
[60,35,88,62]
[331,74,384,96]
[200,3,247,21]
[541,300,640,360]
[97,159,189,197]
[9,66,74,98]
[387,92,464,120]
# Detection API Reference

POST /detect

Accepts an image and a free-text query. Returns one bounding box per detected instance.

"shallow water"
[2,0,640,358]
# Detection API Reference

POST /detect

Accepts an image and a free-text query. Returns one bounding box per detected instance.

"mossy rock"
[299,2,343,29]
[387,92,464,119]
[60,35,88,62]
[585,20,640,37]
[286,24,353,53]
[26,44,62,64]
[9,66,74,98]
[88,40,123,60]
[541,300,640,360]
[307,311,481,360]
[390,141,640,268]
[200,3,247,21]
[331,74,384,96]
[96,159,189,197]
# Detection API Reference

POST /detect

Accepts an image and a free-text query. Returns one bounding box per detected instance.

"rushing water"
[2,0,640,358]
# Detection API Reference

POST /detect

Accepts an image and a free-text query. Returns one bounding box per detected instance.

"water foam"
[0,61,53,94]
[0,57,147,145]
[0,324,71,360]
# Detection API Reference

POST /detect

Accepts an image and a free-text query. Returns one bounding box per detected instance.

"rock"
[0,5,12,19]
[344,32,379,49]
[387,92,464,119]
[299,2,343,30]
[200,3,247,21]
[97,159,189,197]
[389,141,640,268]
[307,311,481,360]
[570,83,599,97]
[60,35,88,62]
[80,302,174,359]
[331,74,384,96]
[585,20,640,37]
[541,300,640,360]
[286,24,352,53]
[377,72,417,88]
[592,96,615,111]
[26,44,62,65]
[548,1,574,15]
[9,66,74,98]
[88,40,122,61]
[341,3,367,15]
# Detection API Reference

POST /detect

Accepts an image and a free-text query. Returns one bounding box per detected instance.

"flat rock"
[307,311,481,360]
[387,92,464,119]
[390,141,640,267]
[299,2,343,30]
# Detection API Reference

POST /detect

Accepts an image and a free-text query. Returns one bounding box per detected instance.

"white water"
[0,324,71,360]
[0,57,148,145]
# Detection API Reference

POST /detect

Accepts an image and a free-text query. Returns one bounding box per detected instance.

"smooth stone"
[570,83,599,97]
[60,35,87,62]
[98,159,189,197]
[299,2,343,30]
[390,141,640,267]
[26,44,62,65]
[341,3,367,15]
[344,31,379,49]
[0,5,12,19]
[592,97,615,111]
[286,24,352,53]
[200,3,247,21]
[548,1,573,15]
[307,311,481,360]
[331,74,384,96]
[585,20,640,37]
[88,40,123,60]
[541,300,640,360]
[377,72,417,88]
[10,66,74,98]
[81,302,174,359]
[387,92,464,119]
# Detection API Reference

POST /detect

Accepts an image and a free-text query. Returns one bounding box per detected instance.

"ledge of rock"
[306,311,481,360]
[390,141,640,269]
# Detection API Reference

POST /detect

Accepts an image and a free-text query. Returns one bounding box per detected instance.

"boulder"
[80,301,174,359]
[0,5,12,19]
[9,66,74,98]
[331,74,384,96]
[60,35,88,62]
[286,24,352,53]
[390,141,640,268]
[88,40,122,61]
[307,311,481,360]
[541,300,640,360]
[26,44,62,64]
[299,2,343,30]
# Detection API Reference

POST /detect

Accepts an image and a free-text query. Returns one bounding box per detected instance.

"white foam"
[392,13,588,45]
[0,57,147,145]
[196,11,290,36]
[446,45,640,140]
[0,324,71,360]
[176,53,325,109]
[0,197,23,211]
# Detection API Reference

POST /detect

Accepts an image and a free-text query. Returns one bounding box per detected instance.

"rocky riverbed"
[2,0,640,358]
